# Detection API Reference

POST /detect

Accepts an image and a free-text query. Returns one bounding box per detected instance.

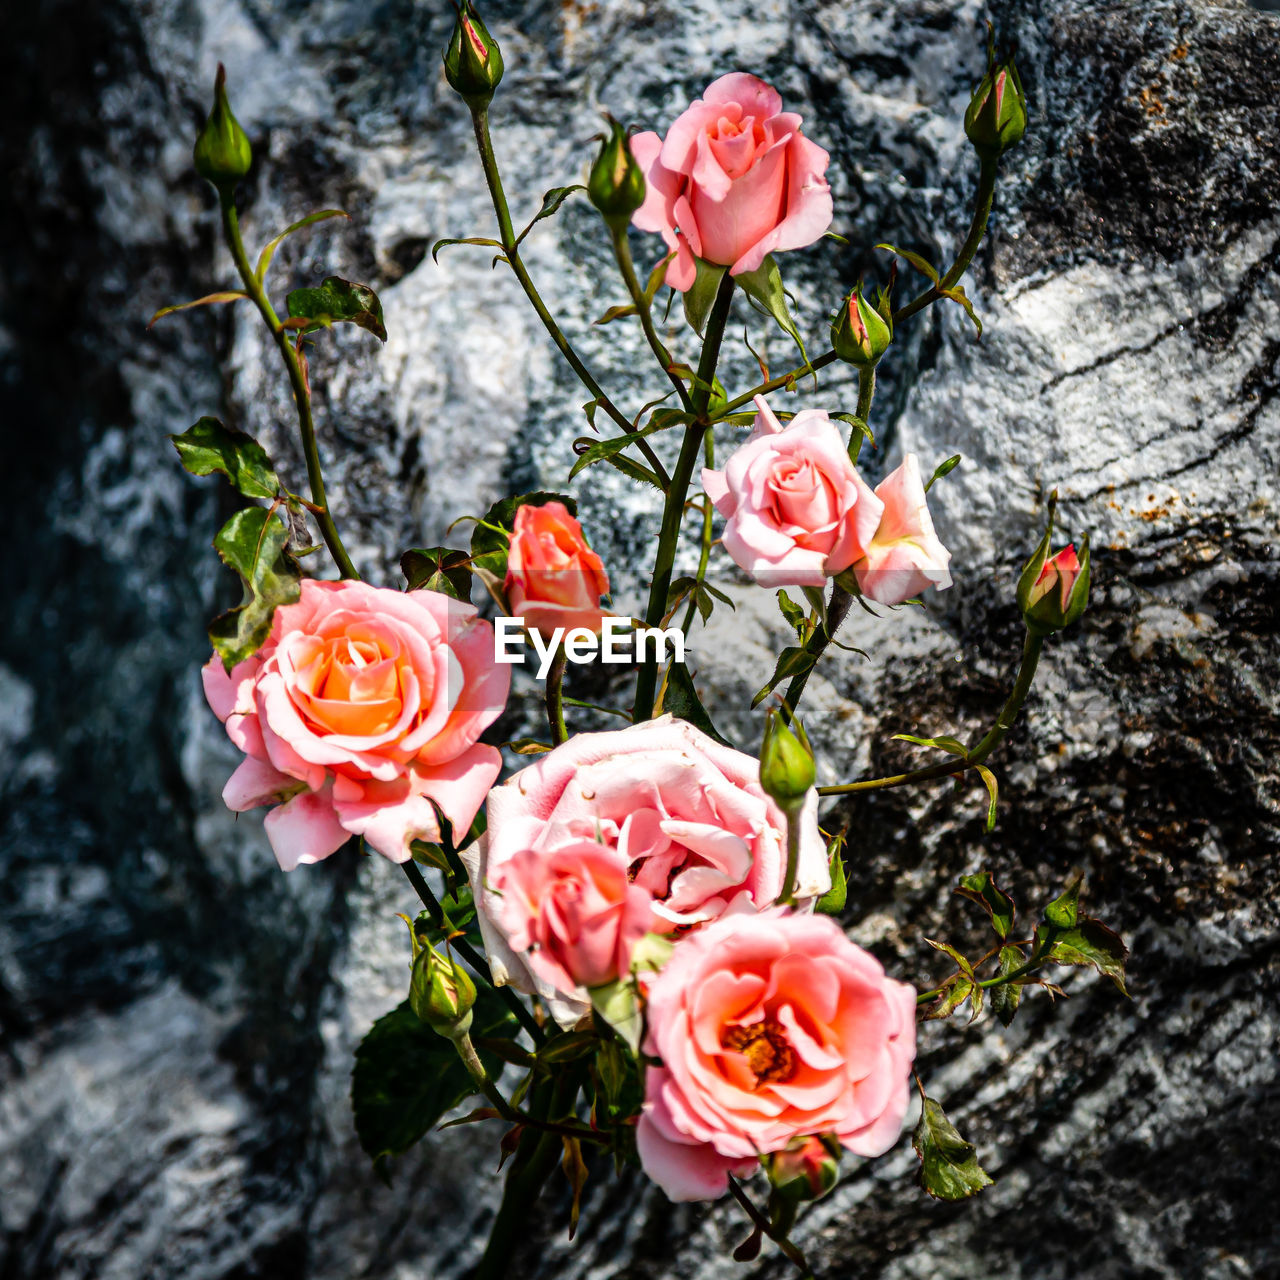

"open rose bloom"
[632,73,833,291]
[504,500,610,635]
[703,395,883,588]
[203,580,510,870]
[853,455,953,605]
[462,715,829,1022]
[637,909,917,1202]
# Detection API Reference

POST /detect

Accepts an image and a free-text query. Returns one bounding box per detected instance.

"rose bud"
[763,1135,842,1204]
[193,65,252,193]
[759,709,815,813]
[443,1,504,106]
[504,501,610,637]
[831,285,891,368]
[1019,537,1091,635]
[589,117,647,230]
[411,942,477,1040]
[964,41,1027,160]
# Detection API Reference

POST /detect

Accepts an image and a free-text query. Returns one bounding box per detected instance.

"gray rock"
[2,1,1277,1278]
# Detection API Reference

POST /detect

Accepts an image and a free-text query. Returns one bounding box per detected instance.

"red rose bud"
[410,943,477,1039]
[589,117,647,229]
[1018,524,1091,635]
[193,65,252,193]
[759,709,816,812]
[964,43,1027,160]
[443,2,504,105]
[831,285,891,367]
[764,1135,842,1203]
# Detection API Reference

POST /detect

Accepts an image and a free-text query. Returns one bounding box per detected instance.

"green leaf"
[351,989,515,1182]
[751,646,815,709]
[991,945,1026,1027]
[939,284,983,336]
[831,413,875,462]
[893,733,969,759]
[735,254,808,365]
[876,242,940,285]
[659,661,732,746]
[1044,919,1130,996]
[955,872,1014,940]
[431,235,505,263]
[170,417,280,500]
[926,940,981,1022]
[287,277,387,342]
[568,415,681,481]
[413,883,484,953]
[255,209,350,282]
[913,1096,994,1201]
[400,547,472,599]
[683,257,728,337]
[590,979,643,1053]
[924,977,975,1022]
[816,834,848,915]
[208,507,302,671]
[469,491,577,577]
[925,454,962,491]
[514,184,585,248]
[594,302,639,325]
[1043,876,1082,930]
[147,290,247,328]
[975,763,999,832]
[776,589,807,638]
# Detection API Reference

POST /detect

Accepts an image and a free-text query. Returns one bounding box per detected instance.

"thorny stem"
[545,645,569,746]
[468,105,671,488]
[818,629,1045,796]
[679,435,716,637]
[219,195,359,580]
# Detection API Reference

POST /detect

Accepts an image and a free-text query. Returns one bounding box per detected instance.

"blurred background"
[2,1,1279,1277]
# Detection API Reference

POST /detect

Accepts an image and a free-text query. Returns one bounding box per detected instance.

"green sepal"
[658,661,733,747]
[683,258,728,337]
[735,254,808,365]
[170,417,280,500]
[815,834,848,915]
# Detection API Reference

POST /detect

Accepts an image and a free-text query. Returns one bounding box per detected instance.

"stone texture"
[2,1,1278,1278]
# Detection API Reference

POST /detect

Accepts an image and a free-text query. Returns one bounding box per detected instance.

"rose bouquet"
[153,12,1122,1275]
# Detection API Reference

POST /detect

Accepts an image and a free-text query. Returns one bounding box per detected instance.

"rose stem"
[633,271,735,720]
[726,1176,815,1277]
[467,104,670,487]
[545,644,569,745]
[777,806,804,907]
[679,435,716,638]
[719,348,840,418]
[819,628,1044,796]
[915,926,1062,1006]
[399,860,545,1045]
[218,191,359,580]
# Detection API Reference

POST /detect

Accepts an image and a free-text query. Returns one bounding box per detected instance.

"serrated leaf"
[515,184,585,248]
[913,1097,994,1201]
[1044,919,1130,995]
[991,945,1026,1026]
[568,415,679,481]
[777,589,807,637]
[170,417,280,500]
[876,242,940,285]
[926,939,981,1021]
[658,661,732,746]
[816,834,848,915]
[469,492,577,578]
[255,209,350,282]
[208,507,302,671]
[893,733,969,759]
[735,254,808,365]
[925,454,962,492]
[683,257,728,336]
[400,546,472,599]
[147,290,247,328]
[1043,876,1083,930]
[939,284,983,336]
[924,977,975,1021]
[975,763,999,832]
[286,276,387,342]
[751,645,815,709]
[955,872,1015,940]
[431,235,505,263]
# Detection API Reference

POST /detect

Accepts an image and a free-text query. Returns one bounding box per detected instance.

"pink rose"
[202,579,510,870]
[1027,543,1081,613]
[636,908,917,1202]
[504,501,610,636]
[631,73,833,291]
[462,715,829,1021]
[853,455,952,605]
[701,395,883,588]
[487,840,654,993]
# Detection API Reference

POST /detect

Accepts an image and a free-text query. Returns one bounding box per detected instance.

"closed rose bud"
[443,1,504,106]
[411,943,477,1039]
[504,501,610,637]
[964,43,1027,160]
[763,1135,842,1203]
[1019,536,1090,635]
[193,65,252,193]
[759,709,816,812]
[589,117,647,229]
[831,285,891,367]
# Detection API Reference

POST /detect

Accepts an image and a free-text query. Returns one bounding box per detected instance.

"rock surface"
[2,1,1278,1277]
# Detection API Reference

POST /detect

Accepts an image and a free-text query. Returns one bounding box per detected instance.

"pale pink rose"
[853,455,952,605]
[631,73,833,292]
[637,908,917,1202]
[487,840,655,993]
[701,395,883,588]
[202,579,510,871]
[461,715,829,1022]
[504,501,610,636]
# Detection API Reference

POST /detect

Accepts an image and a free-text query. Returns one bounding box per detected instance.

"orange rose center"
[721,1017,797,1086]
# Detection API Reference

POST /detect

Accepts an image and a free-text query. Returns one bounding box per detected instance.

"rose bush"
[462,715,829,1020]
[853,455,952,605]
[504,500,610,635]
[631,72,833,291]
[202,579,509,869]
[636,908,917,1202]
[702,394,883,588]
